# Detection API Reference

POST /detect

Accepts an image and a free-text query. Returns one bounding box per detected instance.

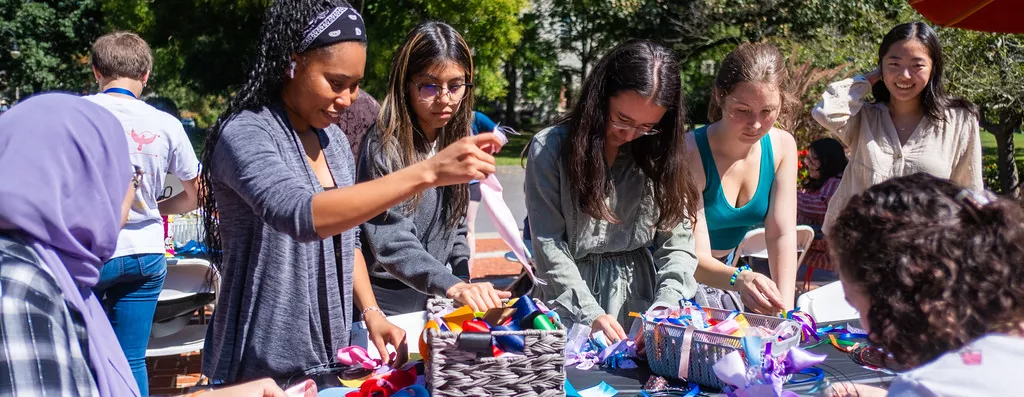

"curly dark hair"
[197,0,357,267]
[829,173,1024,368]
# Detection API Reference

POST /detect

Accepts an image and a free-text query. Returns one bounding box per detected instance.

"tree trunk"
[983,109,1024,198]
[504,60,518,128]
[993,126,1019,198]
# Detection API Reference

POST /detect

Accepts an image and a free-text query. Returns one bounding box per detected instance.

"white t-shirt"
[84,94,201,258]
[887,334,1024,397]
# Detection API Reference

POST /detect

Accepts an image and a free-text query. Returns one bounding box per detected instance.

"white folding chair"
[733,225,815,264]
[146,258,219,357]
[795,280,859,323]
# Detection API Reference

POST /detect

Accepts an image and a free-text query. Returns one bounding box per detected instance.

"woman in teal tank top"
[686,43,800,313]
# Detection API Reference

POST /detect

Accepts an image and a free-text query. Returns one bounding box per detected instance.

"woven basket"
[643,307,801,390]
[424,298,566,397]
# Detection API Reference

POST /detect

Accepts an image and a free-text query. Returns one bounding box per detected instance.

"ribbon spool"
[511,295,546,329]
[420,320,440,362]
[533,313,556,331]
[492,324,526,353]
[461,319,504,357]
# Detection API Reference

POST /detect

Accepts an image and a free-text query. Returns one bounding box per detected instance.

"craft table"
[564,321,894,396]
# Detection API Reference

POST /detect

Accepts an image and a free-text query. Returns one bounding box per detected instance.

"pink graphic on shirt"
[130,129,160,151]
[960,349,982,365]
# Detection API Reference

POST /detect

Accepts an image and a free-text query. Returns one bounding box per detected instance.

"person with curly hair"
[828,173,1023,396]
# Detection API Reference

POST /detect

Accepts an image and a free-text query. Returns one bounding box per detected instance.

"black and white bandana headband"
[298,6,367,53]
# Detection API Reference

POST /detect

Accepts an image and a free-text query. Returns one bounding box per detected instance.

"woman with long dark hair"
[525,39,701,341]
[197,0,501,383]
[828,173,1023,396]
[812,21,982,233]
[797,137,847,274]
[358,21,510,315]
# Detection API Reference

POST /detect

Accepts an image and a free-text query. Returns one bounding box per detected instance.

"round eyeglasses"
[609,120,661,136]
[414,82,473,103]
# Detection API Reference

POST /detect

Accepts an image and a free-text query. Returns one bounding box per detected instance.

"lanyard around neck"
[103,87,137,98]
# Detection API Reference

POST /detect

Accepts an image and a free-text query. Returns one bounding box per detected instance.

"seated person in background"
[337,91,382,157]
[0,93,286,397]
[828,173,1023,397]
[796,137,847,276]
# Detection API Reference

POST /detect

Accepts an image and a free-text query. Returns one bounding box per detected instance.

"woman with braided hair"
[197,0,502,383]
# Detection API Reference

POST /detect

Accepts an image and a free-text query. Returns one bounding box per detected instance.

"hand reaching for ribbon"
[446,281,512,312]
[734,270,786,314]
[591,314,628,343]
[363,309,407,368]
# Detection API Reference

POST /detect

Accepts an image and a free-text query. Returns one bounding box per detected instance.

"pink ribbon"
[336,346,380,370]
[676,326,696,380]
[479,125,545,286]
[284,379,318,397]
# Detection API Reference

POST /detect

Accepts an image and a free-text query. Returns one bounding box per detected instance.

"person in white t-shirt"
[827,173,1024,397]
[83,31,200,396]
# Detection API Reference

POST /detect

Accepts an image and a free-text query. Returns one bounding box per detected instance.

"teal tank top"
[695,126,775,251]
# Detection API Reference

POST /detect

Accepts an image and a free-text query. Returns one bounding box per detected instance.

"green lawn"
[980,131,1024,161]
[495,131,534,166]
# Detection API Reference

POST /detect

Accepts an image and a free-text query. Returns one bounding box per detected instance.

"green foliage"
[0,1,103,100]
[941,29,1024,127]
[495,8,563,127]
[362,0,527,101]
[942,29,1024,195]
[982,155,1024,195]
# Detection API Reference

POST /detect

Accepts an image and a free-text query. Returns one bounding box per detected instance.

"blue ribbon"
[103,87,137,98]
[786,367,825,385]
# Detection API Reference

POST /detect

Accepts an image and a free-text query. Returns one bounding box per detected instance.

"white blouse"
[812,75,982,232]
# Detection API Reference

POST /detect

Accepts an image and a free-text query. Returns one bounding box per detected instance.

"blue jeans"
[93,253,167,396]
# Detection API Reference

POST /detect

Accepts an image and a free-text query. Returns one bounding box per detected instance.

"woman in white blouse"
[812,21,982,233]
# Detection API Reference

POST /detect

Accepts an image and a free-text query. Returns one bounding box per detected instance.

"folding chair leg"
[803,266,815,292]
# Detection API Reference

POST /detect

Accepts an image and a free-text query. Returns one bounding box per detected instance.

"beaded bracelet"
[729,265,751,286]
[362,306,384,318]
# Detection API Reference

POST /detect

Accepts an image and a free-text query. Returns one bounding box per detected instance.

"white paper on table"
[349,310,428,358]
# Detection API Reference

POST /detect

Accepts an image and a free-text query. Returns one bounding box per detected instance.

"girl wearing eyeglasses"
[524,40,702,341]
[358,21,511,315]
[686,43,799,314]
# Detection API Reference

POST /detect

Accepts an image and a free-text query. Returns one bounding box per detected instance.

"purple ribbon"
[714,346,827,397]
[786,310,820,343]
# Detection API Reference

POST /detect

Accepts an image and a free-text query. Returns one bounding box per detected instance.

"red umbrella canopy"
[909,0,1024,33]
